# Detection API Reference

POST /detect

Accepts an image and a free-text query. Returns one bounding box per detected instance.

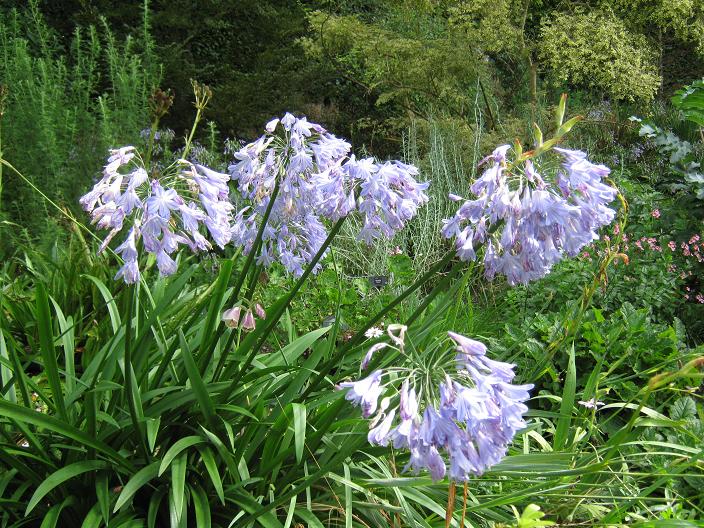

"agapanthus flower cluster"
[442,145,618,284]
[228,113,428,276]
[338,328,532,482]
[80,146,234,283]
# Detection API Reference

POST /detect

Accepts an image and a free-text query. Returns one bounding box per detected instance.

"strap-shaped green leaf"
[26,460,107,515]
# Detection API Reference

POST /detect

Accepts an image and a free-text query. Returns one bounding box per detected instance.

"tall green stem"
[298,251,456,401]
[196,179,281,375]
[216,218,347,393]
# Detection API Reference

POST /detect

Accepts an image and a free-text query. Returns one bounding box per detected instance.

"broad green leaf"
[292,403,306,464]
[83,275,121,333]
[343,463,352,528]
[191,484,211,528]
[96,472,110,525]
[198,446,224,505]
[283,495,297,528]
[0,330,17,403]
[26,460,108,515]
[113,461,160,512]
[146,416,161,453]
[171,453,187,525]
[158,436,204,476]
[81,503,103,528]
[49,298,75,395]
[294,508,324,528]
[40,496,76,528]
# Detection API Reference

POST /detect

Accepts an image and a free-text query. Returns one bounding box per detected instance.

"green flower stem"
[181,106,203,161]
[216,218,347,393]
[196,178,282,375]
[298,251,456,402]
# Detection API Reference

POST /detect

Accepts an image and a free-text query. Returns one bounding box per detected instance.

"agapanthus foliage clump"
[339,326,532,482]
[79,146,234,283]
[442,139,618,285]
[228,113,429,276]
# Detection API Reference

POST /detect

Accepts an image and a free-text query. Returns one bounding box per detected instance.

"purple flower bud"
[222,306,242,328]
[368,409,396,446]
[241,310,256,331]
[361,343,387,370]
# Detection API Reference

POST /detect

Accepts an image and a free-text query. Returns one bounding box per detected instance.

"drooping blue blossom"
[338,330,532,482]
[80,147,235,283]
[228,113,428,276]
[443,145,617,285]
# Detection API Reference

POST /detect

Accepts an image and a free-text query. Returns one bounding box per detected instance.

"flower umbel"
[228,113,428,276]
[80,147,234,284]
[443,144,617,285]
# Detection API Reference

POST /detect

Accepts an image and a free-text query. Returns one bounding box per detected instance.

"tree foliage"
[539,9,661,102]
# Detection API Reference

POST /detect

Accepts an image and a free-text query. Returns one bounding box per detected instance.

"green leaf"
[146,416,161,453]
[147,489,167,528]
[35,282,68,422]
[113,461,160,512]
[179,329,216,428]
[0,328,17,403]
[83,275,121,333]
[158,436,204,476]
[283,495,297,528]
[26,460,108,515]
[191,484,211,528]
[198,446,224,505]
[670,397,697,421]
[292,403,306,464]
[96,472,110,525]
[554,343,576,451]
[171,453,187,525]
[343,464,352,528]
[294,508,325,528]
[49,298,75,395]
[81,503,103,528]
[40,497,76,528]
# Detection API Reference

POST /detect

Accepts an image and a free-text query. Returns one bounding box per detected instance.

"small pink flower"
[603,235,611,242]
[689,234,700,244]
[255,303,266,319]
[635,240,643,250]
[241,310,256,331]
[222,306,242,328]
[697,294,704,304]
[668,241,676,251]
[667,264,677,272]
[651,209,660,218]
[613,224,620,235]
[684,294,690,300]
